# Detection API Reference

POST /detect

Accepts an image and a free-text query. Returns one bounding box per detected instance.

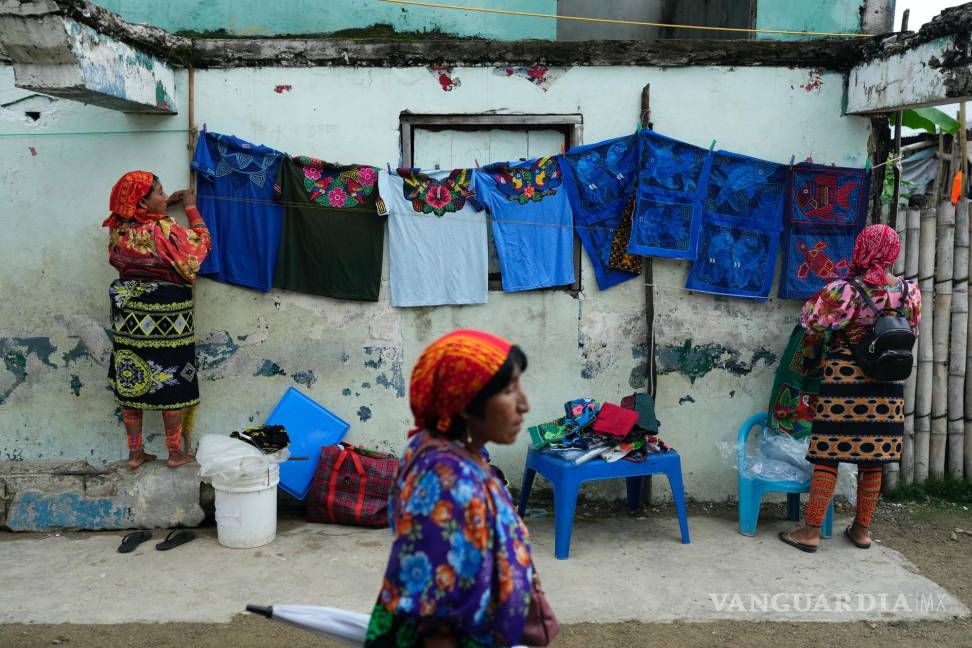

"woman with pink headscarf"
[780,224,921,553]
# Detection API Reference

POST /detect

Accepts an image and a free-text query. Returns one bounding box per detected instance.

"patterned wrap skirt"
[107,279,199,410]
[805,344,904,465]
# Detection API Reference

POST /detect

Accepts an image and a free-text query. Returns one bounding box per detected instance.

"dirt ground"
[2,500,971,648]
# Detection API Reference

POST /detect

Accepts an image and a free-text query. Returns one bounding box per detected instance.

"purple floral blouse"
[365,431,533,648]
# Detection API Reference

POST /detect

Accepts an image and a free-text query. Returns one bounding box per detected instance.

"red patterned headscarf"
[102,170,159,228]
[409,329,513,436]
[850,223,901,286]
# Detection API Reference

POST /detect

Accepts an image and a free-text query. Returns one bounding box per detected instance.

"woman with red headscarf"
[103,171,211,469]
[365,329,546,648]
[780,224,921,553]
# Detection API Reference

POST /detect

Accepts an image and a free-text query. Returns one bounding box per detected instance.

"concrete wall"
[91,0,881,40]
[90,0,558,39]
[756,0,864,39]
[0,62,871,502]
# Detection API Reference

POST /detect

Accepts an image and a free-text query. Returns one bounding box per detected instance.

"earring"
[465,431,473,446]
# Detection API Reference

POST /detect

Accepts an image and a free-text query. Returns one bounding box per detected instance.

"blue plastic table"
[517,447,690,559]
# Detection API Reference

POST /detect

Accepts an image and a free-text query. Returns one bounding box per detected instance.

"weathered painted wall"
[756,0,863,39]
[91,0,885,41]
[90,0,558,39]
[0,62,870,502]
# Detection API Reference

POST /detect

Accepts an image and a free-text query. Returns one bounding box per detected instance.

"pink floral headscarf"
[850,224,901,286]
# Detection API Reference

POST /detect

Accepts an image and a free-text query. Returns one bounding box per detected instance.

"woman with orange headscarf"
[365,330,544,648]
[780,224,921,553]
[103,171,211,469]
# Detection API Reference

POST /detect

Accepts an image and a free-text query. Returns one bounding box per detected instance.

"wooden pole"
[184,64,197,454]
[915,203,937,483]
[889,9,908,228]
[900,203,921,485]
[931,142,956,480]
[949,194,968,480]
[640,83,654,506]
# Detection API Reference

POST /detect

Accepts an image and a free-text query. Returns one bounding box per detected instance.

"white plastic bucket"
[212,464,279,548]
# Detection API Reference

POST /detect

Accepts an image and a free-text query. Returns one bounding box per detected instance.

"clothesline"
[0,129,191,137]
[377,0,875,39]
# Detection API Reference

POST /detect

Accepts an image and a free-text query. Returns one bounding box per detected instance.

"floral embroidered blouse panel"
[108,207,212,285]
[801,277,922,345]
[367,431,532,647]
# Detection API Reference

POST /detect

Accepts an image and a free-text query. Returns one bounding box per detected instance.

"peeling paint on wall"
[292,370,316,388]
[254,359,286,377]
[364,346,405,397]
[70,375,82,397]
[196,331,240,372]
[655,339,776,384]
[357,405,372,422]
[429,65,461,91]
[492,65,567,91]
[0,337,58,405]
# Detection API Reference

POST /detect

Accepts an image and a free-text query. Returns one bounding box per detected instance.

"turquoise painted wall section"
[91,0,558,39]
[756,0,863,39]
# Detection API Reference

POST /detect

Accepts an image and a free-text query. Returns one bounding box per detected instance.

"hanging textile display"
[378,167,489,307]
[777,163,869,300]
[273,157,386,301]
[685,150,787,300]
[192,130,284,292]
[765,324,823,440]
[474,157,575,291]
[559,134,640,290]
[627,129,712,260]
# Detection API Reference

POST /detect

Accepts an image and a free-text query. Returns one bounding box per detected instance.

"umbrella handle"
[246,604,273,618]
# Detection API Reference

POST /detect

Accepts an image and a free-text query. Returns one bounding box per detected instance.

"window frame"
[399,113,584,292]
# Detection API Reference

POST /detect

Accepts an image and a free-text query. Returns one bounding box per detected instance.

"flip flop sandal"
[844,525,872,549]
[778,530,818,553]
[117,530,153,554]
[156,529,196,551]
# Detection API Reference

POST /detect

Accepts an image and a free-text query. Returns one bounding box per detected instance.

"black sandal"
[844,525,872,549]
[117,530,153,554]
[156,529,196,551]
[779,530,818,553]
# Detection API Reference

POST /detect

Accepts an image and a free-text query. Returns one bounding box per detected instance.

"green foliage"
[886,477,972,504]
[890,107,962,135]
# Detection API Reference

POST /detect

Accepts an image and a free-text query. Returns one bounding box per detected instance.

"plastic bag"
[740,427,814,482]
[196,434,290,483]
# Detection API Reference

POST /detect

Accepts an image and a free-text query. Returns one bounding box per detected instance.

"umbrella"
[246,604,370,646]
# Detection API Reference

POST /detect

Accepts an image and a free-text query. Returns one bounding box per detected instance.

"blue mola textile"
[685,217,779,301]
[778,163,869,300]
[686,149,787,299]
[628,129,712,260]
[560,134,640,289]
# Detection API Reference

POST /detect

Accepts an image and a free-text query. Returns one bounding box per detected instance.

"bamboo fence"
[949,196,968,479]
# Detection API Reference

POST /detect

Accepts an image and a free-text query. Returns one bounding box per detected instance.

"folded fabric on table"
[619,392,660,433]
[591,402,639,438]
[564,397,600,430]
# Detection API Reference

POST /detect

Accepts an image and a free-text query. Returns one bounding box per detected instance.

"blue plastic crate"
[265,387,350,500]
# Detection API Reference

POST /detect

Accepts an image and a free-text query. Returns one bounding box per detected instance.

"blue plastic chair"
[518,446,690,559]
[737,412,832,538]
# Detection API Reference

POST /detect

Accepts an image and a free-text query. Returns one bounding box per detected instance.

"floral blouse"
[365,431,533,648]
[801,276,922,347]
[108,207,211,285]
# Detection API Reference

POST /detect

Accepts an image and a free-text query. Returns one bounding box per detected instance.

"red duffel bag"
[306,443,398,528]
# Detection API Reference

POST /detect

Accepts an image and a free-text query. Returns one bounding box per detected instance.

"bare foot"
[847,522,871,547]
[786,525,821,548]
[127,449,157,470]
[167,450,196,468]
